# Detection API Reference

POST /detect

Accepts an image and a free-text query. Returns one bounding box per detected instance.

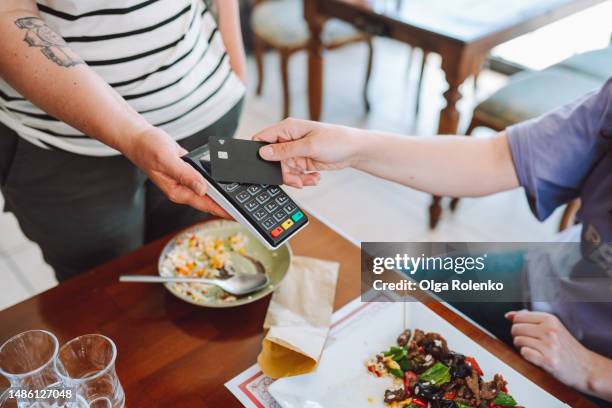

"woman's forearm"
[0,5,152,154]
[352,130,520,197]
[215,0,246,83]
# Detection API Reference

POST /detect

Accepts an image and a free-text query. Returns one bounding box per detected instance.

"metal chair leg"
[406,45,414,78]
[415,50,429,116]
[363,37,374,113]
[253,35,265,96]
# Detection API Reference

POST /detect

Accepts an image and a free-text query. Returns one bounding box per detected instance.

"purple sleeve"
[506,77,612,221]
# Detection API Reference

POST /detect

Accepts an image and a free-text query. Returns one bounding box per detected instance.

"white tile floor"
[0,37,561,311]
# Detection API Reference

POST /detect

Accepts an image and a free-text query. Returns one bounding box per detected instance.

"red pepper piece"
[466,356,484,376]
[412,398,427,407]
[404,371,417,394]
[367,365,380,377]
[443,391,456,400]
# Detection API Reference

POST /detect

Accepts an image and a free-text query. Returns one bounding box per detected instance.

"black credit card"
[209,136,283,185]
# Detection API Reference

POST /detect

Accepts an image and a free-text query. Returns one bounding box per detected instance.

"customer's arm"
[506,310,612,401]
[215,0,246,83]
[0,0,227,216]
[253,118,519,197]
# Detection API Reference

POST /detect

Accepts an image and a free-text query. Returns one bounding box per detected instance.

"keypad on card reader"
[220,183,305,239]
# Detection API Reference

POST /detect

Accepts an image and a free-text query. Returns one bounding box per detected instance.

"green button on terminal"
[291,211,304,222]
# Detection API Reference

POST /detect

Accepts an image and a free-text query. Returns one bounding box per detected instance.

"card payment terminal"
[183,144,309,250]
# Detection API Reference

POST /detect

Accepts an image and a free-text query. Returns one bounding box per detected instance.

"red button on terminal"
[271,226,284,238]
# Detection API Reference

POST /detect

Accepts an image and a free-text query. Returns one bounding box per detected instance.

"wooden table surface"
[0,216,594,407]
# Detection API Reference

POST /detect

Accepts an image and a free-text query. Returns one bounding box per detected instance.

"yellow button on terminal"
[281,219,294,230]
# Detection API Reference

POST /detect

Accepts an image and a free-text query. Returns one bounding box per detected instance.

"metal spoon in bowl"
[119,273,270,296]
[123,253,269,296]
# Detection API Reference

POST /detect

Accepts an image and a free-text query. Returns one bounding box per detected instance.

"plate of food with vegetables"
[366,329,521,408]
[158,219,291,307]
[268,301,568,407]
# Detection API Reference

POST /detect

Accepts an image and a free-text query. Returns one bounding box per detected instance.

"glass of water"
[54,335,124,408]
[0,330,76,407]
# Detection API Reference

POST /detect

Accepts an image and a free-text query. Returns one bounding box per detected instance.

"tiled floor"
[0,37,562,311]
[0,194,57,309]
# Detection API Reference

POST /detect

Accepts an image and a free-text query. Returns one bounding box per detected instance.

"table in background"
[303,0,603,227]
[0,216,595,407]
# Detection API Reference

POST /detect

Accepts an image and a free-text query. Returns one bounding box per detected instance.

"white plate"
[269,301,568,408]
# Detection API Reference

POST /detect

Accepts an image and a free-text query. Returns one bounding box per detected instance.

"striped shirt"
[0,0,245,156]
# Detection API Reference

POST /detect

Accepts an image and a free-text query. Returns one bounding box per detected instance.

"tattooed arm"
[14,16,83,67]
[0,2,146,151]
[0,1,228,216]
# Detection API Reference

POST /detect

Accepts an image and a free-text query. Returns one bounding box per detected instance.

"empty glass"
[0,330,75,407]
[54,335,124,408]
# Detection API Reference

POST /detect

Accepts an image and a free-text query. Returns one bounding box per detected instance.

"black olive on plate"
[432,400,458,408]
[431,389,446,401]
[441,351,465,366]
[439,353,452,364]
[423,340,445,359]
[451,361,472,379]
[414,381,440,400]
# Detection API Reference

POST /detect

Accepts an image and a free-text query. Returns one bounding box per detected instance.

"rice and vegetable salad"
[366,329,523,408]
[160,231,250,302]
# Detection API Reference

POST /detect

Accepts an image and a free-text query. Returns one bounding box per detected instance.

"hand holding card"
[183,142,310,249]
[209,137,283,185]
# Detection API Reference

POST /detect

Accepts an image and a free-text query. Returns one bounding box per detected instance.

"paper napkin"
[257,256,339,378]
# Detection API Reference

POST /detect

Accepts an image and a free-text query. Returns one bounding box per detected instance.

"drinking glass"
[0,330,76,407]
[54,335,124,408]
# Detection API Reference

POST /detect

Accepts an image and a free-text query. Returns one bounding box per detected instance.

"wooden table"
[0,216,595,407]
[304,0,603,228]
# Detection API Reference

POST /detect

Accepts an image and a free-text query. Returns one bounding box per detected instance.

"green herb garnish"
[389,368,404,379]
[493,392,517,406]
[398,356,412,371]
[419,362,450,385]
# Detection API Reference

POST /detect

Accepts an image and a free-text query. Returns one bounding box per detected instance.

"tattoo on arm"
[14,17,83,68]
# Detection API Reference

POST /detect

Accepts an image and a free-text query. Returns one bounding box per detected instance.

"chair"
[428,45,612,229]
[250,0,374,118]
[406,48,430,116]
